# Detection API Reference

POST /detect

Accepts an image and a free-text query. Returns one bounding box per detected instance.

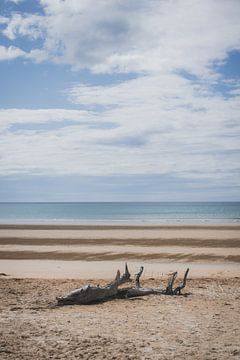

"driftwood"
[57,264,189,305]
[57,263,131,305]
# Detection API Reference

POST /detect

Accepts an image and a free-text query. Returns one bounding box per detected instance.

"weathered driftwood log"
[57,263,131,305]
[57,264,189,305]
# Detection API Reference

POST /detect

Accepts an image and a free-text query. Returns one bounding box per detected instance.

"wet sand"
[0,224,240,269]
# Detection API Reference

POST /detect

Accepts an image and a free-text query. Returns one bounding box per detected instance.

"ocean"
[0,202,239,224]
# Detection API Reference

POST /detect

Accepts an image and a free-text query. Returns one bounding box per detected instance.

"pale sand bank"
[0,259,239,279]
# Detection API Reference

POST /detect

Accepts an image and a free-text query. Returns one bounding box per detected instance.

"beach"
[0,224,240,359]
[2,0,240,357]
[0,224,239,277]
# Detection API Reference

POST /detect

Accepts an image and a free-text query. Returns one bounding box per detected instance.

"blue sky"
[0,0,240,201]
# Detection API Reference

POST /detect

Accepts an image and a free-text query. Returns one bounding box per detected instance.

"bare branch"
[135,266,144,288]
[165,271,178,295]
[173,268,190,295]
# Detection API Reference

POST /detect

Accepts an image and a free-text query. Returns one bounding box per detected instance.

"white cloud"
[2,14,44,40]
[26,48,49,63]
[38,0,240,75]
[0,16,9,25]
[0,45,26,60]
[0,74,239,183]
[0,108,96,130]
[1,0,240,74]
[0,45,48,62]
[0,0,239,188]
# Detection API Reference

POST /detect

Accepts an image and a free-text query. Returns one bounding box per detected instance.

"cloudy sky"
[0,0,240,201]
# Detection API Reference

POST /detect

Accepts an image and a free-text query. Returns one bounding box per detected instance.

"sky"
[0,0,240,202]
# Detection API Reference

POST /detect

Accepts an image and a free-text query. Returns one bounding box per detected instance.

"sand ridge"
[0,224,239,265]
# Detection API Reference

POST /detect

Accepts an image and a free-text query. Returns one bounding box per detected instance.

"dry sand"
[0,224,240,359]
[0,277,240,359]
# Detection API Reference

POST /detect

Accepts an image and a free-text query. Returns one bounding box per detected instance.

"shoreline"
[1,223,240,229]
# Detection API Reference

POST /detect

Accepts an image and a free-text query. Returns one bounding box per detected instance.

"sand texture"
[0,224,240,359]
[0,224,240,265]
[0,277,240,360]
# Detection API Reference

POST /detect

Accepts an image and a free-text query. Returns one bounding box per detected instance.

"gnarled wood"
[134,266,144,288]
[165,271,178,295]
[57,264,190,305]
[57,263,131,305]
[173,268,189,295]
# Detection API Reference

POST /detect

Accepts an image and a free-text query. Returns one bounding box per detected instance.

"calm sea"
[0,202,239,224]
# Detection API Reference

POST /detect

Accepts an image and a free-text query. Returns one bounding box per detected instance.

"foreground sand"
[0,224,240,359]
[0,276,240,359]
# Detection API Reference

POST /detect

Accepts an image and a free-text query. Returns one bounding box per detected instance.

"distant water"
[0,202,240,224]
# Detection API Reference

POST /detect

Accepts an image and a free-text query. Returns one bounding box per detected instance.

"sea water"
[0,202,239,224]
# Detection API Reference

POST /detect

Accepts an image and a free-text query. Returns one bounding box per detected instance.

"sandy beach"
[2,0,240,358]
[0,224,240,359]
[0,224,240,267]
